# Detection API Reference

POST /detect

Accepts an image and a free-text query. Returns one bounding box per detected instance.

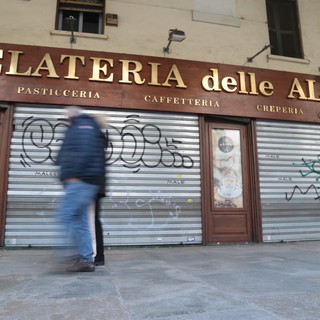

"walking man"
[56,106,107,272]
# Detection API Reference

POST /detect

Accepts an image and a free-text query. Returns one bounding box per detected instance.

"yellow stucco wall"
[0,0,319,75]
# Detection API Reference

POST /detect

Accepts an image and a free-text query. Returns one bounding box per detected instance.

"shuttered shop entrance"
[256,120,320,242]
[5,104,201,246]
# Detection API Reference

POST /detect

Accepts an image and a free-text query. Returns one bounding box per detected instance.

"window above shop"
[266,0,303,59]
[56,0,105,35]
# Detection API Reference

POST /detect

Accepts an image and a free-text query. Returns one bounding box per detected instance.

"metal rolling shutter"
[5,104,201,246]
[256,120,320,242]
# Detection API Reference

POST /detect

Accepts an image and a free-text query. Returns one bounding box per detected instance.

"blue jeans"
[57,180,99,262]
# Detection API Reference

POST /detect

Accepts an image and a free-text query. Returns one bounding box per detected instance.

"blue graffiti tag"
[294,155,320,180]
[285,155,320,201]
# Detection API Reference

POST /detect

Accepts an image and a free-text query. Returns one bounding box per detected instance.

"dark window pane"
[269,31,278,55]
[267,5,275,29]
[61,11,80,32]
[281,34,301,58]
[279,5,294,30]
[82,12,100,34]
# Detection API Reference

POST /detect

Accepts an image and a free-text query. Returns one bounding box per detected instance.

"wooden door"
[201,118,254,243]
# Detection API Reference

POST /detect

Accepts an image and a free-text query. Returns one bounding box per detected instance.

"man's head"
[65,106,83,119]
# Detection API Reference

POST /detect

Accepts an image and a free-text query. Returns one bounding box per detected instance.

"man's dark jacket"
[57,114,107,187]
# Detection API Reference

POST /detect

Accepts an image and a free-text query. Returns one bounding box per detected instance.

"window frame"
[56,0,105,35]
[266,0,303,59]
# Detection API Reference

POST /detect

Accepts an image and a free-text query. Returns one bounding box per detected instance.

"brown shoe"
[66,261,95,272]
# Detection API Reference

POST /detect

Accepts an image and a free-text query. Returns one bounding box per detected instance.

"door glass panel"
[212,128,243,208]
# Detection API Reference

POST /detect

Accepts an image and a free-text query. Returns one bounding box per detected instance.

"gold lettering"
[248,72,258,95]
[306,79,320,101]
[119,60,145,84]
[180,98,187,104]
[89,57,114,82]
[256,104,303,115]
[31,53,59,78]
[195,99,201,106]
[288,78,308,100]
[162,64,187,88]
[259,81,273,96]
[61,55,85,80]
[6,50,32,76]
[17,86,24,93]
[16,85,99,99]
[202,100,208,107]
[202,68,221,91]
[63,89,70,97]
[237,71,248,94]
[221,77,237,92]
[203,69,262,95]
[71,90,78,98]
[144,95,218,108]
[148,62,161,86]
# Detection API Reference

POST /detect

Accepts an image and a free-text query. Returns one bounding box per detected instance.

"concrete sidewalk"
[1,241,320,320]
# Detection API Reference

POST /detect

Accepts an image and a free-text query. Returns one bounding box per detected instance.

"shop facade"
[1,42,320,247]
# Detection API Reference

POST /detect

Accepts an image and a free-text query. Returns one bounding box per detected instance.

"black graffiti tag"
[105,115,194,172]
[20,117,68,167]
[20,114,194,172]
[285,184,320,202]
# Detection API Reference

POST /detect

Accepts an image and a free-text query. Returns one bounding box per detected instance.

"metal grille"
[256,120,320,242]
[5,104,202,246]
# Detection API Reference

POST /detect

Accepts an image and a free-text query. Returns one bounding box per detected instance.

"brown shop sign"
[0,43,319,122]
